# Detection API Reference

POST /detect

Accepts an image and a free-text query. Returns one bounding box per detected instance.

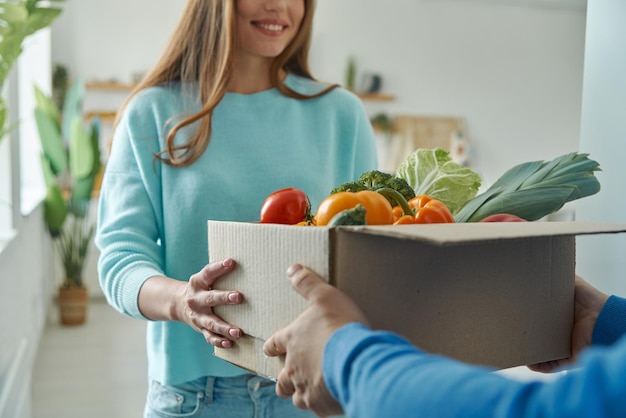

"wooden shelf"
[85,110,117,123]
[86,81,136,91]
[86,82,395,101]
[356,92,395,102]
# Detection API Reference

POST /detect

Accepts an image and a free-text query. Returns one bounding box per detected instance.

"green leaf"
[0,99,6,133]
[454,152,602,222]
[71,176,95,206]
[62,77,84,140]
[34,84,61,129]
[34,107,68,174]
[69,117,95,179]
[88,118,102,176]
[0,3,28,23]
[44,184,67,234]
[40,153,58,188]
[466,187,575,222]
[1,0,64,92]
[25,7,62,34]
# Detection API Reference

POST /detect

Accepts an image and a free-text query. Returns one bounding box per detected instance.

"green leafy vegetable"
[332,170,416,207]
[454,152,601,222]
[396,148,482,215]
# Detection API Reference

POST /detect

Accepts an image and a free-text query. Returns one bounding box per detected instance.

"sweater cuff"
[592,295,626,346]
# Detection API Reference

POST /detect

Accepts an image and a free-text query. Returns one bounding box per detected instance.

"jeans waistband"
[203,374,275,403]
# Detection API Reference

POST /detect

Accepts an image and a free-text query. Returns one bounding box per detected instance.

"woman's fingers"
[183,258,244,347]
[187,289,242,310]
[189,258,237,291]
[190,310,243,346]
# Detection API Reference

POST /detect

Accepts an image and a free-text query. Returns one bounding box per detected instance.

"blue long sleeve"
[593,296,626,346]
[324,297,626,418]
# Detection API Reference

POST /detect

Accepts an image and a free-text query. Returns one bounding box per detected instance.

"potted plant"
[34,77,101,325]
[0,0,64,142]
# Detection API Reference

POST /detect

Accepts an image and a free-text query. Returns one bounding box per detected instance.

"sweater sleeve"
[323,323,626,418]
[592,295,626,346]
[95,91,166,319]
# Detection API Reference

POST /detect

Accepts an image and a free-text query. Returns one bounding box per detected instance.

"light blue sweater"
[96,74,378,385]
[324,295,626,418]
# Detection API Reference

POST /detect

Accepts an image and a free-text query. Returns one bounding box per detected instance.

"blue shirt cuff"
[592,295,626,346]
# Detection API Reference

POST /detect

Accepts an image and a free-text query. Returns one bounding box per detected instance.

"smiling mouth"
[254,22,287,32]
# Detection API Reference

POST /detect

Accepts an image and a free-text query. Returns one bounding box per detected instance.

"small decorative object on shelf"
[370,112,393,136]
[345,56,357,91]
[360,73,382,94]
[449,130,471,166]
[52,64,69,112]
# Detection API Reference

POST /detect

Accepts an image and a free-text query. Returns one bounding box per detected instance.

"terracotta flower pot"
[58,286,89,325]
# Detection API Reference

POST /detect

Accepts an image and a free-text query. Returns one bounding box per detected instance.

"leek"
[454,152,601,222]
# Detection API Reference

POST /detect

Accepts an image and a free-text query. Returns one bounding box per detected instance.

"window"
[0,67,17,241]
[0,28,50,247]
[19,28,50,215]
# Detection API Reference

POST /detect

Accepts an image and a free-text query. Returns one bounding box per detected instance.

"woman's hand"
[178,258,244,348]
[528,275,609,373]
[138,258,243,348]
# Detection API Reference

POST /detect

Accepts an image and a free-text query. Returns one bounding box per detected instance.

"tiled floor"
[32,299,148,418]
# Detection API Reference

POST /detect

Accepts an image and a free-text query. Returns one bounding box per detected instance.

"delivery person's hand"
[263,264,369,417]
[528,275,609,373]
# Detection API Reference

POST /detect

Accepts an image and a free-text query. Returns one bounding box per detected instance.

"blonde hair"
[115,0,334,167]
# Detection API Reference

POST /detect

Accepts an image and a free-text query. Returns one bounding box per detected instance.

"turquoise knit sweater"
[95,74,378,385]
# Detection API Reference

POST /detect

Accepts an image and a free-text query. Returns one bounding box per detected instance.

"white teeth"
[258,23,283,32]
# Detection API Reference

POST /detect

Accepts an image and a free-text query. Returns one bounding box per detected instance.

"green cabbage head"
[396,148,482,215]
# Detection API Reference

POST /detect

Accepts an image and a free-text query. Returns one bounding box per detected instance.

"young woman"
[95,0,377,416]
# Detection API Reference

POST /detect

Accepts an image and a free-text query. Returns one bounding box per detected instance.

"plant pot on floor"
[58,286,88,325]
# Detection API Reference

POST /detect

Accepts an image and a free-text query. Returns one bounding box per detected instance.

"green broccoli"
[331,170,416,207]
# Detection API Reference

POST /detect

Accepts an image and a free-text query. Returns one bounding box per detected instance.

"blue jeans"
[144,374,318,418]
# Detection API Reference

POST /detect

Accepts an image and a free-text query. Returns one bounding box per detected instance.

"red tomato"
[260,188,311,224]
[479,213,527,222]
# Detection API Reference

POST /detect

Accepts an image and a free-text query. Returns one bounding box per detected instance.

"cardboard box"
[208,221,626,379]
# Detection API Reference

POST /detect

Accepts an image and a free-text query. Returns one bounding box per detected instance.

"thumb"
[287,264,329,303]
[263,329,287,357]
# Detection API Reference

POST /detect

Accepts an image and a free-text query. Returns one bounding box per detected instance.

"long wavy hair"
[114,0,334,167]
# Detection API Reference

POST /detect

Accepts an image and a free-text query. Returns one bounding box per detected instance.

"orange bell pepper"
[393,194,455,224]
[314,190,394,226]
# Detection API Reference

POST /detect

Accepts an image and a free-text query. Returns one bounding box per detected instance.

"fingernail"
[221,340,232,348]
[228,292,240,303]
[287,264,303,277]
[222,258,234,267]
[229,328,241,338]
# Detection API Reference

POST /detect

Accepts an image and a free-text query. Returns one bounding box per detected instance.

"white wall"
[50,0,183,85]
[575,0,626,296]
[0,205,53,418]
[311,0,586,184]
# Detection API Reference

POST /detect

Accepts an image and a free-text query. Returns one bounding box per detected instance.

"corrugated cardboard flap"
[345,221,626,246]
